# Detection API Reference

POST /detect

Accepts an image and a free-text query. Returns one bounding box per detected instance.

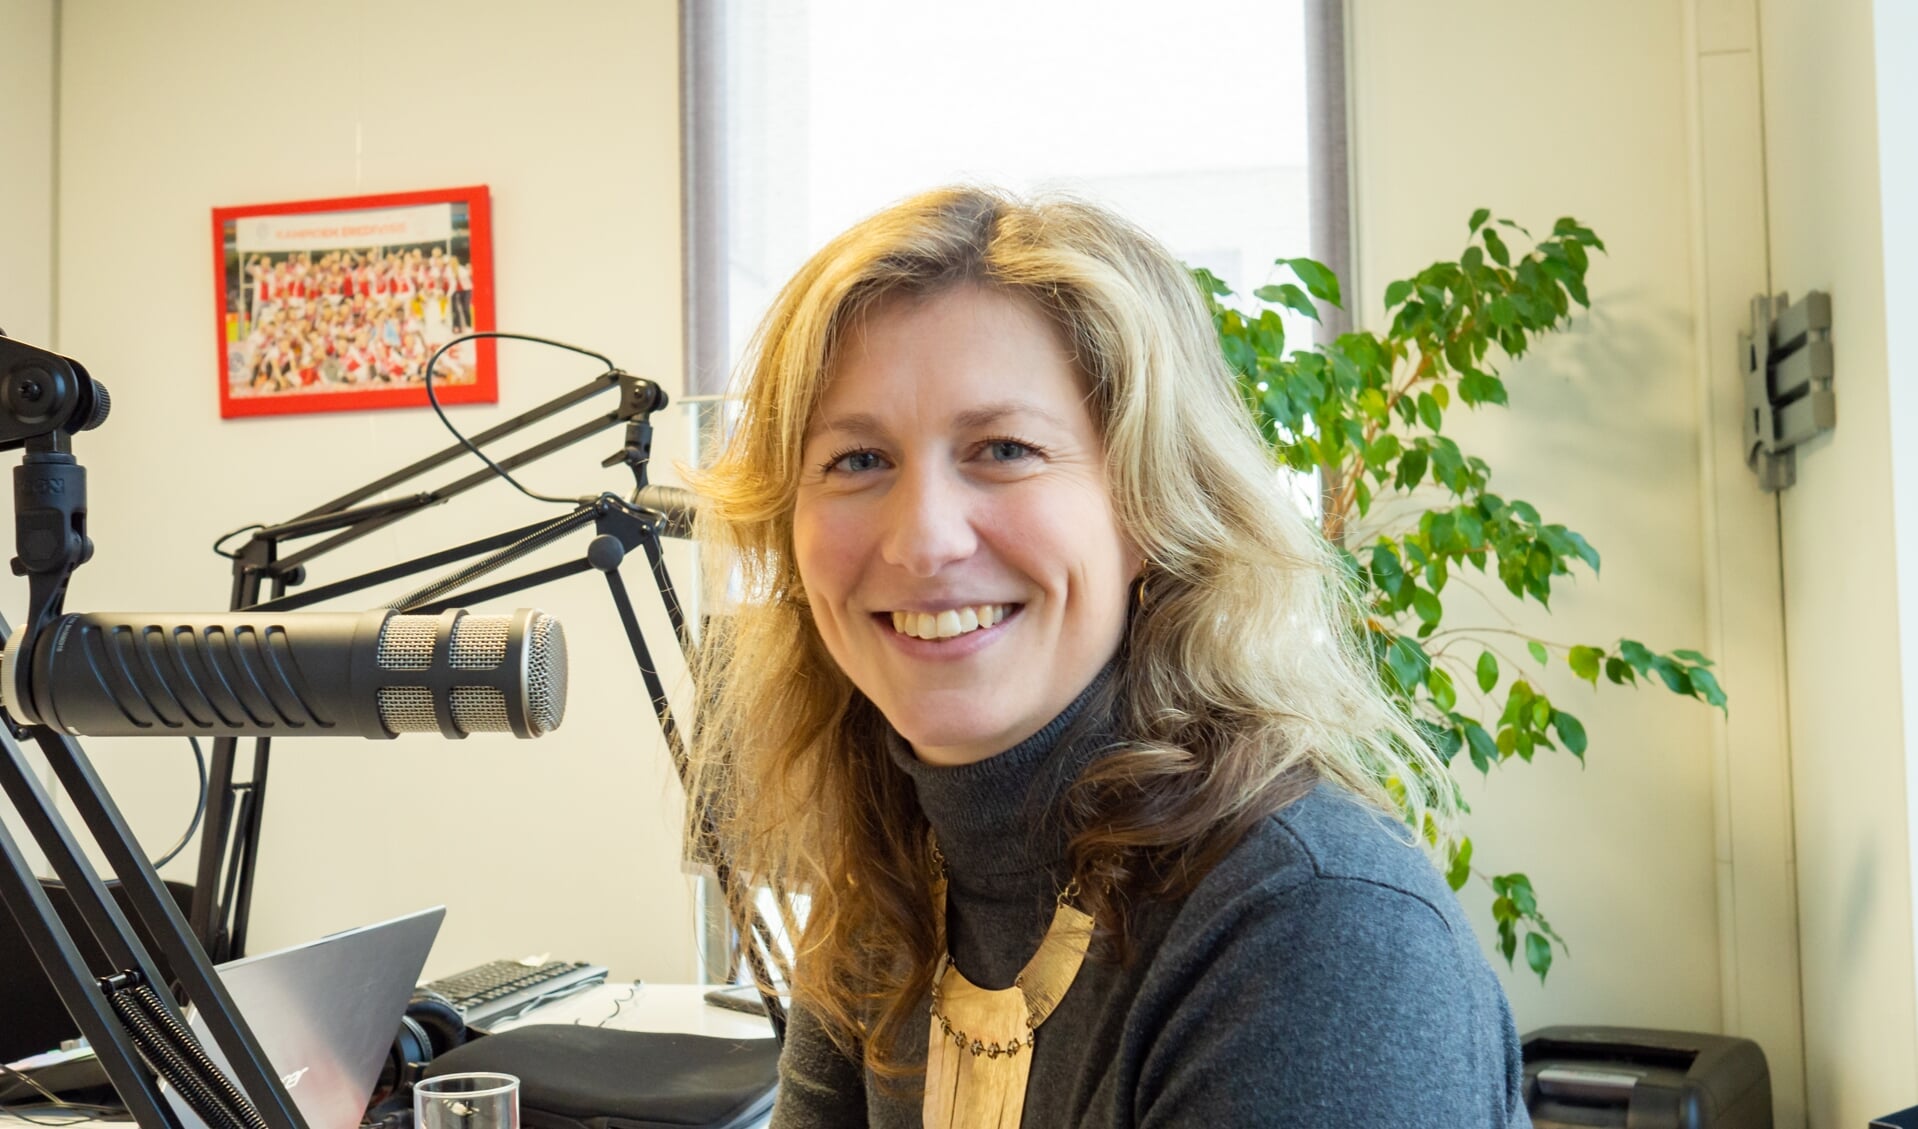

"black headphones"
[370,991,467,1106]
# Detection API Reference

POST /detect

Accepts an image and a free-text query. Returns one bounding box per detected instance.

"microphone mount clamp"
[0,332,111,658]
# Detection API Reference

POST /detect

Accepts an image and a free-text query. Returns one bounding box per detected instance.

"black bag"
[422,1025,779,1129]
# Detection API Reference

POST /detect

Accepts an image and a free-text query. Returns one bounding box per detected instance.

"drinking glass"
[414,1072,520,1129]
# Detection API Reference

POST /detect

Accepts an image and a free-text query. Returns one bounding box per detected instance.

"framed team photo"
[213,185,496,419]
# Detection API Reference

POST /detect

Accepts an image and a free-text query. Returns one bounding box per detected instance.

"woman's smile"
[884,603,1018,641]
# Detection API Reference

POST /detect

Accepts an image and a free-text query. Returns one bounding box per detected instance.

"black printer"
[1523,1026,1771,1128]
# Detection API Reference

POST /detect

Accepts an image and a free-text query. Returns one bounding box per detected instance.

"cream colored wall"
[0,0,54,348]
[1757,0,1918,1123]
[0,0,54,878]
[49,0,698,984]
[1685,0,1807,1122]
[1349,0,1779,1090]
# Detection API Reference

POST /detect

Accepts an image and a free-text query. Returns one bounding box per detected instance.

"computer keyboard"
[423,958,610,1030]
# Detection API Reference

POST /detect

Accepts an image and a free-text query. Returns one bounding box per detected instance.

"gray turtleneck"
[770,677,1532,1128]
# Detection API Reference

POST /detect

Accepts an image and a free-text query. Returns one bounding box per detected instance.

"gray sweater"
[771,681,1533,1127]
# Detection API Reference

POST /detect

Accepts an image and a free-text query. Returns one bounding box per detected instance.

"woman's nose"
[879,465,978,577]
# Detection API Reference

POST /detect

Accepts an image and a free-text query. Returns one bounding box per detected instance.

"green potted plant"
[1194,211,1725,980]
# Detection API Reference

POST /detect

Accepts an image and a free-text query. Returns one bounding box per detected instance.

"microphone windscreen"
[370,610,567,738]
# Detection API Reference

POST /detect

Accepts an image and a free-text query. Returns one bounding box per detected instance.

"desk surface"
[486,980,777,1040]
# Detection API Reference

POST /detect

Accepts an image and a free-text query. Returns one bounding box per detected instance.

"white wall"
[49,0,696,984]
[0,0,54,348]
[1685,0,1808,1121]
[1757,0,1918,1123]
[1349,0,1790,1096]
[0,0,55,879]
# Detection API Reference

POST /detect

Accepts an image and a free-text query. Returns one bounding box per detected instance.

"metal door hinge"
[1740,290,1834,492]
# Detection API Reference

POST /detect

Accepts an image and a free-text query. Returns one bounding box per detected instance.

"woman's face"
[794,285,1141,766]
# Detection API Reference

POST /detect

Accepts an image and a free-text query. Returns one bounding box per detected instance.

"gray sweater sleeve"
[1134,871,1530,1128]
[768,1002,869,1128]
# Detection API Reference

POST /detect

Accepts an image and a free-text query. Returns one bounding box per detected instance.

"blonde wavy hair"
[688,186,1451,1079]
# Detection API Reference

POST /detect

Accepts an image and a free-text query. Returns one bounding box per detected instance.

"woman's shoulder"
[1257,781,1463,916]
[1121,783,1527,1123]
[1159,781,1483,973]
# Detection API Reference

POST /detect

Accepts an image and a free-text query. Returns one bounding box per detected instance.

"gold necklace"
[923,848,1092,1129]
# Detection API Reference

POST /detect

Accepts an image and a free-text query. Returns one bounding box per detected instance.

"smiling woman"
[688,187,1532,1128]
[793,286,1141,767]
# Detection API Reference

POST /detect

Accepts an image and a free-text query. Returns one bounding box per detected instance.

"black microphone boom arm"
[193,355,788,1037]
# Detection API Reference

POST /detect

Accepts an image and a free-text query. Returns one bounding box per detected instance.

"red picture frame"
[213,185,496,419]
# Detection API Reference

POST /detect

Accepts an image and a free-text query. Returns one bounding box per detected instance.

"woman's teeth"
[890,604,1010,640]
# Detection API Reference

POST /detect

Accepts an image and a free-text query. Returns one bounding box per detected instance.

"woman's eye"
[824,449,885,474]
[985,440,1036,463]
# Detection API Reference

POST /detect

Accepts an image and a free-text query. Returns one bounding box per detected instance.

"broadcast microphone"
[633,484,699,539]
[0,608,566,739]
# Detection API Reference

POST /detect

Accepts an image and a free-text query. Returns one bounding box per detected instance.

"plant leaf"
[1476,650,1499,694]
[1553,711,1588,758]
[1385,636,1429,694]
[1254,282,1321,323]
[1417,392,1443,432]
[1484,228,1511,267]
[1464,723,1497,774]
[1568,645,1602,685]
[1525,931,1553,982]
[1411,586,1442,627]
[1689,666,1729,711]
[1446,836,1473,890]
[1277,256,1343,308]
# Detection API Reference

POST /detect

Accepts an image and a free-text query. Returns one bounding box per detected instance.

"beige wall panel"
[1698,0,1760,54]
[1759,0,1916,1122]
[1692,40,1805,1126]
[0,0,56,885]
[1350,0,1722,1037]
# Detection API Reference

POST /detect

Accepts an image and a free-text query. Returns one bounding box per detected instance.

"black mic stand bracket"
[192,354,789,1038]
[0,333,306,1129]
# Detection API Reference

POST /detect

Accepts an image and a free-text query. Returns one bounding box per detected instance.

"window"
[717,1,1314,370]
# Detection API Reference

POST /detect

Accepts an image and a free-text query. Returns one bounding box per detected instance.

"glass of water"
[414,1072,520,1129]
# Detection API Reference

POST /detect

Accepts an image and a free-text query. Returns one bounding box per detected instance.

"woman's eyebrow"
[950,401,1071,432]
[804,412,889,442]
[803,401,1069,442]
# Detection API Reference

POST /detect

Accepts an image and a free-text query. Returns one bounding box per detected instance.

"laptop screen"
[166,907,444,1129]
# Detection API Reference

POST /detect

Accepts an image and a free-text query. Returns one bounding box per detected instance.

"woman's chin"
[891,712,1029,767]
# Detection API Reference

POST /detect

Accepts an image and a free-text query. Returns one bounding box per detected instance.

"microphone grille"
[376,687,439,733]
[450,614,508,669]
[451,686,509,732]
[375,685,513,735]
[376,616,437,670]
[525,613,566,736]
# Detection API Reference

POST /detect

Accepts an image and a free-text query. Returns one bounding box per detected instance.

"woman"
[691,187,1531,1128]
